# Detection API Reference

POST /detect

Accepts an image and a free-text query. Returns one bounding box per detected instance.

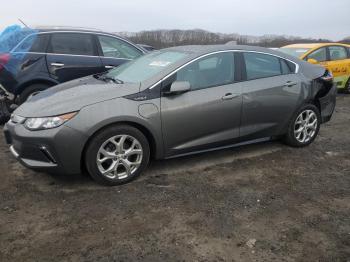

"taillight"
[0,53,10,71]
[321,69,333,82]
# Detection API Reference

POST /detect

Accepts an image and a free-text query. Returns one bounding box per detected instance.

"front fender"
[65,97,164,159]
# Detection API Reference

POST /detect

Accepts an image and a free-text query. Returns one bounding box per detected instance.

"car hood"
[14,76,141,117]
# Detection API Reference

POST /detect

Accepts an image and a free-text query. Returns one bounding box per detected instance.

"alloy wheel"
[294,109,318,143]
[96,135,143,180]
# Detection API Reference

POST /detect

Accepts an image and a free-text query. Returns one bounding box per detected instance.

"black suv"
[0,27,146,106]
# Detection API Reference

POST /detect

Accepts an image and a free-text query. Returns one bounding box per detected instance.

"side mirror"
[307,58,318,64]
[165,81,191,95]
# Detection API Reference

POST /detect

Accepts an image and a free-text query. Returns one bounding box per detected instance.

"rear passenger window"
[244,52,281,80]
[280,59,296,74]
[329,46,348,61]
[49,33,95,56]
[14,34,48,53]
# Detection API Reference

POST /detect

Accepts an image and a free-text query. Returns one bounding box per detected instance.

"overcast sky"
[0,0,349,40]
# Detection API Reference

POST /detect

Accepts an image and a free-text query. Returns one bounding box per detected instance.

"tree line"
[119,29,349,48]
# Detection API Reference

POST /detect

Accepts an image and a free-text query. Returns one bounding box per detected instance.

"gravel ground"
[0,95,349,262]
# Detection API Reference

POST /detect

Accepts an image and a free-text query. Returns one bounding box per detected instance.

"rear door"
[239,52,301,139]
[46,32,104,83]
[326,45,350,88]
[96,35,143,70]
[160,52,242,156]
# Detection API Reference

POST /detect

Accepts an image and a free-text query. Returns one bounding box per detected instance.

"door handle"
[51,62,64,67]
[105,65,115,69]
[222,93,239,100]
[284,81,297,87]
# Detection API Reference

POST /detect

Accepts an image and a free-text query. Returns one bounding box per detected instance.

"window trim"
[327,45,349,61]
[152,50,299,90]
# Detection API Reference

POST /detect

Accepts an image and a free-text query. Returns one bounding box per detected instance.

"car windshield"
[105,51,188,83]
[279,48,311,58]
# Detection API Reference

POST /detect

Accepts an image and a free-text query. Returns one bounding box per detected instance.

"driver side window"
[97,35,142,60]
[175,52,235,91]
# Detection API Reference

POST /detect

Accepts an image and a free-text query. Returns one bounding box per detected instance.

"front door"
[160,52,242,157]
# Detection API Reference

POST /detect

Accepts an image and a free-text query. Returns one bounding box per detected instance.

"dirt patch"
[0,95,349,262]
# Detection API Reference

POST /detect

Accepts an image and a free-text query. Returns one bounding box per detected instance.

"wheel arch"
[80,120,160,173]
[15,78,59,96]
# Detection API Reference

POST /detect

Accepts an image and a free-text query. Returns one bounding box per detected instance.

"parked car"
[279,43,350,93]
[4,45,336,185]
[0,26,146,106]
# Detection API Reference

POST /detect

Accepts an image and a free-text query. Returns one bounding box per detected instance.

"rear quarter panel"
[9,52,53,95]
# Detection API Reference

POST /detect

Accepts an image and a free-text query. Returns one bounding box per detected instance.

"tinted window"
[307,47,327,62]
[329,46,348,61]
[244,52,281,80]
[98,35,142,59]
[175,52,234,90]
[14,34,48,52]
[49,33,95,56]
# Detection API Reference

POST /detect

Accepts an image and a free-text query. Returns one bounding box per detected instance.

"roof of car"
[164,44,286,55]
[34,26,119,37]
[282,43,350,49]
[35,26,101,32]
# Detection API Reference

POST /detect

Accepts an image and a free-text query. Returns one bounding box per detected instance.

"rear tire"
[85,125,150,186]
[18,83,50,104]
[284,104,321,147]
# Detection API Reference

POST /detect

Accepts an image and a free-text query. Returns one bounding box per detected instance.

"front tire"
[19,83,50,104]
[284,104,321,147]
[85,125,150,186]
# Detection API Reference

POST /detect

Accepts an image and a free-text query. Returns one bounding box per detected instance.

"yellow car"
[280,43,350,93]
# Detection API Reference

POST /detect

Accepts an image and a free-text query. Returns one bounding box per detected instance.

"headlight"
[24,112,77,130]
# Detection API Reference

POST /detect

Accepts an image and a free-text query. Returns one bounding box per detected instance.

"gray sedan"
[4,45,336,185]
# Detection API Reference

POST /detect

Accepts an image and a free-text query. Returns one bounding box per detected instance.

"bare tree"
[119,29,333,49]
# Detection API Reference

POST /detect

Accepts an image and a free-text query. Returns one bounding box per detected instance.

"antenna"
[18,19,30,28]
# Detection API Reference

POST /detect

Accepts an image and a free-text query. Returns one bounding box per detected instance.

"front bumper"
[3,120,88,175]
